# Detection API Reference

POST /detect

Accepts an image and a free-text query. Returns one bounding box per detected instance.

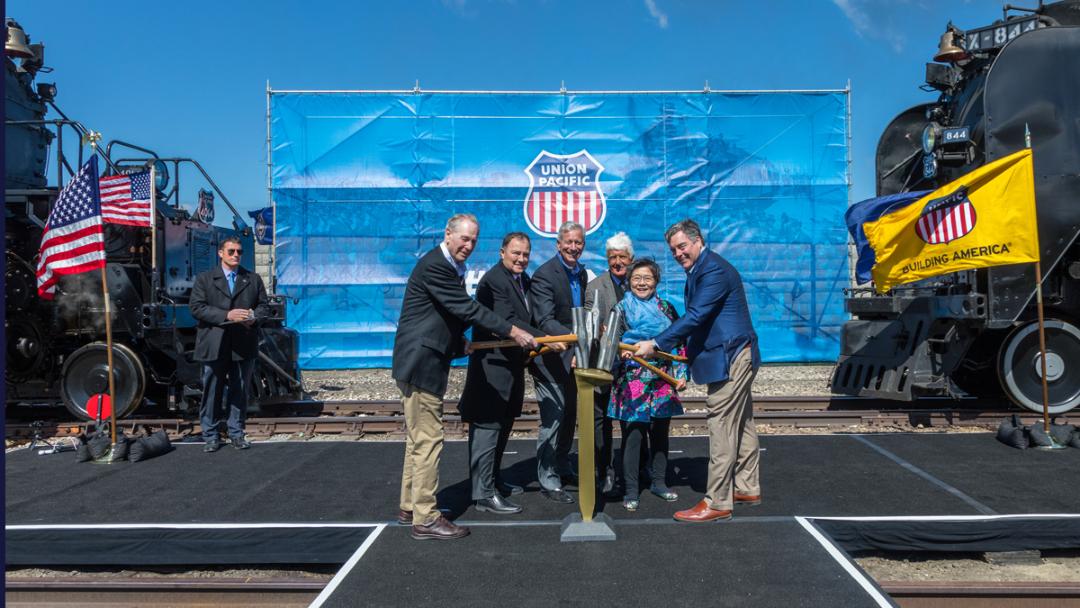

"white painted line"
[669,450,683,454]
[795,516,895,608]
[6,523,382,531]
[851,435,995,515]
[809,513,1080,522]
[504,451,518,455]
[308,523,386,608]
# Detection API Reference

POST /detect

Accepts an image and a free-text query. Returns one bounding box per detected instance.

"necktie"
[516,274,529,310]
[228,271,236,294]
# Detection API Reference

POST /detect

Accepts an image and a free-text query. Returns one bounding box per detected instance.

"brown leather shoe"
[397,509,413,525]
[674,500,732,522]
[411,515,470,540]
[734,493,762,506]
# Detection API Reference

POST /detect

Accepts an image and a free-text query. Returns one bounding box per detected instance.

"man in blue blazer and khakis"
[635,219,761,522]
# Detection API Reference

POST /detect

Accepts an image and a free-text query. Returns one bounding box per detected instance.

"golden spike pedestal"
[560,367,617,542]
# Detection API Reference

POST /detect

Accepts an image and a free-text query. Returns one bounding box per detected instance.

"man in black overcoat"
[529,221,588,504]
[459,232,565,515]
[189,236,270,452]
[392,214,538,540]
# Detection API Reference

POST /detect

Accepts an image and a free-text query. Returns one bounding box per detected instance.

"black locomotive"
[5,19,302,420]
[833,1,1080,414]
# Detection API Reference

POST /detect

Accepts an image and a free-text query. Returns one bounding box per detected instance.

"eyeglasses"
[630,276,656,285]
[225,248,242,255]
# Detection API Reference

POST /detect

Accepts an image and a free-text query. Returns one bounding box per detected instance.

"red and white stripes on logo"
[916,201,977,244]
[526,190,603,236]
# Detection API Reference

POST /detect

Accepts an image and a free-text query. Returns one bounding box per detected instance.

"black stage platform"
[7,433,1080,606]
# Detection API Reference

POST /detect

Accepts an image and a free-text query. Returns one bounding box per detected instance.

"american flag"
[36,156,107,299]
[98,170,152,227]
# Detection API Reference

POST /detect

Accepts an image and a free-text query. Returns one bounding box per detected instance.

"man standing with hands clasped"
[393,214,539,540]
[190,237,269,453]
[634,219,761,522]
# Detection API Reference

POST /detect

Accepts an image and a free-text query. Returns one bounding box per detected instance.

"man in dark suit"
[189,237,270,453]
[584,231,634,495]
[460,232,565,515]
[393,214,538,540]
[529,221,588,504]
[635,219,761,522]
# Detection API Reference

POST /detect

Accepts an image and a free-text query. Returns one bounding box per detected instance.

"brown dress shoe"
[674,500,732,522]
[397,509,413,525]
[411,515,470,540]
[734,493,762,506]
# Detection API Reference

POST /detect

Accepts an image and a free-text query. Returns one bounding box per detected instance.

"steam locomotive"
[832,1,1080,414]
[5,19,303,420]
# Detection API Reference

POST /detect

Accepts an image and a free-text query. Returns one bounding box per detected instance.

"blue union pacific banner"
[270,90,850,369]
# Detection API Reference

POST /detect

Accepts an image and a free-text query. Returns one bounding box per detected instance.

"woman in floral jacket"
[608,258,688,511]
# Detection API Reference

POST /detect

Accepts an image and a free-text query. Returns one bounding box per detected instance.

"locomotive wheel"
[5,316,49,383]
[60,343,147,421]
[998,318,1080,415]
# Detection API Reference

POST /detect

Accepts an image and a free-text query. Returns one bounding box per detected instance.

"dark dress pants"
[594,385,614,479]
[533,367,577,491]
[619,418,672,499]
[200,357,256,441]
[469,415,514,500]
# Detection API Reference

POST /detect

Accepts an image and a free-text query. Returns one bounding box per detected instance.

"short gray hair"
[446,213,479,233]
[557,221,584,241]
[664,218,704,245]
[604,231,634,258]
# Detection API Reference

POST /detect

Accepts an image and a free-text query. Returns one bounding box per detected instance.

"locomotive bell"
[5,19,33,59]
[933,27,968,63]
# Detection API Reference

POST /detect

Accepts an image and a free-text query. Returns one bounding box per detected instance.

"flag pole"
[100,264,118,447]
[1025,123,1053,438]
[89,135,118,449]
[1034,260,1051,434]
[150,164,158,299]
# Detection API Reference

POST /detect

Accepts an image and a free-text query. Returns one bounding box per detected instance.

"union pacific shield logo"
[523,150,607,237]
[915,186,977,244]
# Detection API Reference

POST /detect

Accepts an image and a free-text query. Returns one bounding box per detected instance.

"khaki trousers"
[704,347,759,510]
[398,382,444,525]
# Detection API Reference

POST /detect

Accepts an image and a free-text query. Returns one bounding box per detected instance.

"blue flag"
[845,191,930,284]
[247,206,273,245]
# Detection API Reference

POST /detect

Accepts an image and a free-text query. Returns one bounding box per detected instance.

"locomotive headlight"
[152,160,169,192]
[36,82,57,102]
[921,124,939,154]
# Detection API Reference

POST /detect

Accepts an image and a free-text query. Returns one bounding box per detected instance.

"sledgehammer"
[470,333,578,350]
[622,343,686,360]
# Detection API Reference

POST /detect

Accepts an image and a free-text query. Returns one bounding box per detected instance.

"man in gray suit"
[584,231,634,494]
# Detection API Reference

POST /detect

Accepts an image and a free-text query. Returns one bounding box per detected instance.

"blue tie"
[228,271,236,294]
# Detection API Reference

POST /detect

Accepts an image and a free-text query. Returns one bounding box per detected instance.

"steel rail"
[6,577,1080,607]
[4,576,322,607]
[6,395,1037,442]
[880,580,1080,607]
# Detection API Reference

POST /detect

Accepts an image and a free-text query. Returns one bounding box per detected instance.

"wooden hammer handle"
[630,356,683,389]
[527,345,552,360]
[471,333,577,350]
[619,343,688,363]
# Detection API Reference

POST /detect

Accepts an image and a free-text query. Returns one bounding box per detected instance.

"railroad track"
[6,577,1080,607]
[6,396,1049,442]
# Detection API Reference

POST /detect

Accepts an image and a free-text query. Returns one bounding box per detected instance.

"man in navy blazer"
[635,219,761,522]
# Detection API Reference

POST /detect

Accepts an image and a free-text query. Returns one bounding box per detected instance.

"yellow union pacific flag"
[863,149,1040,293]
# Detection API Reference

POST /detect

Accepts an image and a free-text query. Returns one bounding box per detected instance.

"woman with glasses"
[608,258,688,511]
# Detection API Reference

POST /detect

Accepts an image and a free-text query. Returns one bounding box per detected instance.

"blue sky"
[14,0,1005,215]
